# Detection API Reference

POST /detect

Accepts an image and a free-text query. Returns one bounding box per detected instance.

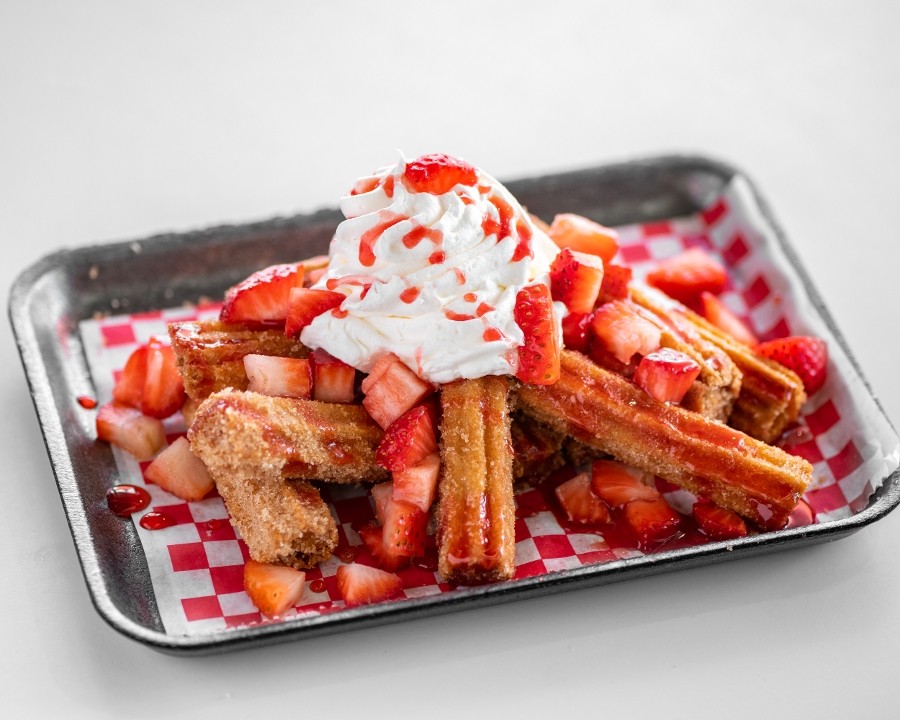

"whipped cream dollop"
[300,154,560,383]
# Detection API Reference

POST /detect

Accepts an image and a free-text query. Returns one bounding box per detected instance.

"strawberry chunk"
[590,459,659,507]
[701,292,758,347]
[633,348,701,404]
[403,153,478,195]
[357,524,409,572]
[548,213,619,262]
[549,248,605,314]
[243,559,306,618]
[597,263,633,304]
[590,299,662,364]
[112,345,148,408]
[555,472,611,525]
[96,403,166,461]
[370,481,393,525]
[375,403,438,472]
[514,283,561,385]
[284,288,345,337]
[310,348,356,403]
[382,497,428,558]
[561,311,592,353]
[144,436,215,501]
[243,354,312,399]
[220,262,304,324]
[756,336,828,394]
[361,353,434,429]
[336,563,403,607]
[142,337,185,419]
[623,498,682,547]
[692,501,749,540]
[645,248,728,307]
[392,452,440,512]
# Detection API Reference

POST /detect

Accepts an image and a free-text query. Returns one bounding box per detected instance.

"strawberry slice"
[284,288,345,337]
[645,248,728,307]
[96,403,166,461]
[243,354,312,399]
[144,436,215,501]
[375,403,438,472]
[756,336,828,394]
[590,299,662,364]
[549,248,605,314]
[514,283,561,385]
[361,353,434,429]
[701,292,758,347]
[590,459,659,507]
[392,452,440,512]
[382,497,428,558]
[596,263,633,304]
[692,501,749,540]
[561,311,592,353]
[555,472,611,525]
[403,153,478,195]
[547,213,619,262]
[142,337,186,419]
[633,348,701,404]
[336,563,403,607]
[243,559,306,618]
[112,345,148,408]
[623,498,682,547]
[310,348,356,403]
[220,262,304,324]
[357,524,409,572]
[370,481,393,525]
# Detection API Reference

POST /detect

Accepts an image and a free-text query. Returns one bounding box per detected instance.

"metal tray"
[10,155,900,654]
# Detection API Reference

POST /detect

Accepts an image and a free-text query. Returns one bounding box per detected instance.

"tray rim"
[9,153,900,654]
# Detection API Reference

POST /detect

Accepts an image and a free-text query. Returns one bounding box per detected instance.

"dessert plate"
[10,155,900,654]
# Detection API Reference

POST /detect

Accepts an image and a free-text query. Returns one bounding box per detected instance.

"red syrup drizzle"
[77,395,98,409]
[359,213,405,266]
[334,545,358,564]
[382,174,395,198]
[476,302,494,317]
[139,511,176,531]
[454,268,466,285]
[428,250,446,265]
[402,225,442,249]
[445,311,475,321]
[106,485,151,517]
[463,292,477,303]
[309,578,327,594]
[412,546,439,572]
[203,518,229,537]
[483,328,503,342]
[399,287,421,304]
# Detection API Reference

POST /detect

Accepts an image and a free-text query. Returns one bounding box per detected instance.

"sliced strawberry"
[336,562,403,607]
[357,524,409,572]
[144,436,215,501]
[370,481,393,525]
[392,452,440,512]
[692,500,749,540]
[361,353,434,429]
[555,472,611,524]
[561,311,592,353]
[701,292,758,347]
[645,248,728,307]
[220,262,304,324]
[590,299,662,364]
[590,459,658,507]
[141,338,186,419]
[382,498,428,558]
[514,283,561,385]
[547,213,619,262]
[96,403,166,461]
[112,345,148,408]
[403,153,478,195]
[633,348,701,404]
[310,348,356,403]
[284,287,345,337]
[243,559,306,618]
[549,248,605,314]
[243,354,312,399]
[596,263,633,304]
[623,498,682,547]
[375,403,438,472]
[756,336,828,394]
[305,267,327,286]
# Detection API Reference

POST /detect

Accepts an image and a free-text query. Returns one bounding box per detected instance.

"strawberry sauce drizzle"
[309,578,327,594]
[382,174,395,198]
[77,395,98,409]
[428,251,446,265]
[476,302,494,317]
[140,511,177,531]
[454,268,466,285]
[483,328,503,342]
[402,225,443,249]
[106,485,151,517]
[445,311,475,321]
[399,287,421,304]
[359,213,405,267]
[463,292,477,303]
[511,218,534,262]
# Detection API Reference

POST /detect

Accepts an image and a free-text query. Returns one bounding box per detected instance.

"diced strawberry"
[112,345,148,408]
[590,459,659,507]
[633,348,701,404]
[392,452,440,512]
[623,498,682,547]
[645,248,728,307]
[243,354,312,399]
[561,311,592,353]
[310,348,356,403]
[357,524,409,572]
[403,153,478,195]
[756,336,828,394]
[143,436,215,501]
[220,262,304,324]
[549,248,605,314]
[336,562,403,607]
[692,500,749,540]
[555,472,611,524]
[96,403,166,461]
[547,213,619,262]
[141,337,185,419]
[382,498,428,558]
[590,299,662,364]
[375,403,438,472]
[284,288,345,336]
[370,481,393,525]
[514,283,561,385]
[361,353,434,429]
[701,292,758,347]
[243,559,306,618]
[596,263,633,304]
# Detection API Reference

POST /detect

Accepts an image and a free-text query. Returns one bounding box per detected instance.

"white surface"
[2,1,899,718]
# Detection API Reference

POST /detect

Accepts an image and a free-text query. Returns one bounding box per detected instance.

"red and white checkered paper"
[79,177,900,637]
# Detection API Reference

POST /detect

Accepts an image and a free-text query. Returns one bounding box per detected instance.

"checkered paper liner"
[79,177,899,637]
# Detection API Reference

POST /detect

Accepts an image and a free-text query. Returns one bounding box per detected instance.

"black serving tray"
[9,155,900,654]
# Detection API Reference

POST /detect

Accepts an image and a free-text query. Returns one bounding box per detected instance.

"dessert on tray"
[94,152,828,617]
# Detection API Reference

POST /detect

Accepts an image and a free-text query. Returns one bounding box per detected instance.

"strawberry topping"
[404,153,478,195]
[243,559,306,618]
[375,403,438,472]
[756,336,828,394]
[590,299,662,365]
[361,353,434,429]
[549,248,605,314]
[144,436,215,502]
[96,403,166,461]
[701,292,758,347]
[555,472,611,525]
[548,213,619,262]
[514,283,560,385]
[692,501,749,540]
[243,355,312,399]
[590,459,658,507]
[284,288,345,337]
[623,498,682,548]
[633,348,701,404]
[336,563,403,607]
[220,262,304,324]
[645,248,728,308]
[310,348,357,403]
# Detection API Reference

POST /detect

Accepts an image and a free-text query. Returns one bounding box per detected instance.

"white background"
[2,1,899,718]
